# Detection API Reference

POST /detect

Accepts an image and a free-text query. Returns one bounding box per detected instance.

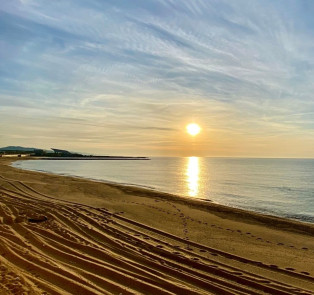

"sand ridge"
[0,158,314,294]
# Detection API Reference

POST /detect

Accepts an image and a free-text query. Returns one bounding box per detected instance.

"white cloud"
[1,0,314,156]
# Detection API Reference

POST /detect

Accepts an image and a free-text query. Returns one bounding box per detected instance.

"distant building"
[51,148,83,157]
[51,148,72,156]
[0,154,30,158]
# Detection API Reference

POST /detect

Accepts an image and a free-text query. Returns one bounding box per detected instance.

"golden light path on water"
[186,157,199,197]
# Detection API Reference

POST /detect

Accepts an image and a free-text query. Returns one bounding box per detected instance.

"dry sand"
[0,157,314,295]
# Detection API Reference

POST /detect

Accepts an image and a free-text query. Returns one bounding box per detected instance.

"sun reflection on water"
[186,157,199,197]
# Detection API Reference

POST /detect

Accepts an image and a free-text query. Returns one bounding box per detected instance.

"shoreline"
[12,158,314,230]
[1,157,314,294]
[38,156,150,160]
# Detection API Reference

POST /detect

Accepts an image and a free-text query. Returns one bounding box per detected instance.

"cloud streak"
[1,0,314,156]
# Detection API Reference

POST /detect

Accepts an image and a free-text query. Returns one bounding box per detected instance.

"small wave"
[284,214,314,223]
[11,158,314,225]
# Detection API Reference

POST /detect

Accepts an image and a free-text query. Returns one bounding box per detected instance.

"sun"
[186,123,201,136]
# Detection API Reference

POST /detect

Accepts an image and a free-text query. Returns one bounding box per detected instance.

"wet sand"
[0,157,314,294]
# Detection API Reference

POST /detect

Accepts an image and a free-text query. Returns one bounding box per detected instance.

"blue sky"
[1,0,314,157]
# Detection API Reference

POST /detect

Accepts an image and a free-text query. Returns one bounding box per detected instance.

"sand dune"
[0,158,314,294]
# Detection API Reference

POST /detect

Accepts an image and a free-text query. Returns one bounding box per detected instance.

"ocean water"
[13,157,314,223]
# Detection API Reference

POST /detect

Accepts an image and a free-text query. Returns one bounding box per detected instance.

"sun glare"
[186,123,201,136]
[186,157,199,197]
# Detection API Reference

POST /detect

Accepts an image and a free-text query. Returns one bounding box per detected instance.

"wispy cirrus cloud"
[1,0,314,156]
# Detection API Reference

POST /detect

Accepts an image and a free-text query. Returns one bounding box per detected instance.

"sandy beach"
[0,158,314,295]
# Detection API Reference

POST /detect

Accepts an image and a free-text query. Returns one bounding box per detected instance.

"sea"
[13,157,314,224]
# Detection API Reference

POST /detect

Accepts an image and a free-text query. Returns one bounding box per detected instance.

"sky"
[1,0,314,157]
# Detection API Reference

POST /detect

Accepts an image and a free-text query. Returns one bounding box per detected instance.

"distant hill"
[0,146,39,152]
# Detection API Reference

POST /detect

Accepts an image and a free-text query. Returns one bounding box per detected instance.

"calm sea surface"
[13,157,314,223]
